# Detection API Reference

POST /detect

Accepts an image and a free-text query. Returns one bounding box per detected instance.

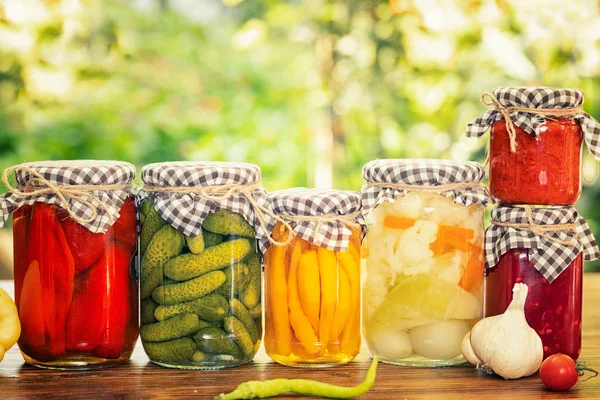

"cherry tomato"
[540,354,578,392]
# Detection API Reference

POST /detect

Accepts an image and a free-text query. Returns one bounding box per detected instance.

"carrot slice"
[442,235,472,252]
[459,246,484,292]
[438,225,475,241]
[383,216,416,230]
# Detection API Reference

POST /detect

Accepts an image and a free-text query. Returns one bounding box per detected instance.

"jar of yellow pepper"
[264,189,363,367]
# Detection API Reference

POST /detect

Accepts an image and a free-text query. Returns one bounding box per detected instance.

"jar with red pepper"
[466,87,600,205]
[484,206,599,361]
[139,162,275,369]
[0,161,139,369]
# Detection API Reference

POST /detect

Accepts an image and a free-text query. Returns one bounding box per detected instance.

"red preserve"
[489,119,583,205]
[2,161,139,370]
[485,250,583,360]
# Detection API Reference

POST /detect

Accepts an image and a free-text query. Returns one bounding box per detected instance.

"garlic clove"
[461,332,482,365]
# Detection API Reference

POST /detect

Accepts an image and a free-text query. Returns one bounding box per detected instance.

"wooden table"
[1,277,599,400]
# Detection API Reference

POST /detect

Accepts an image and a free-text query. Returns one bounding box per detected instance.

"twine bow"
[481,93,583,153]
[143,182,295,247]
[492,206,580,247]
[1,165,132,224]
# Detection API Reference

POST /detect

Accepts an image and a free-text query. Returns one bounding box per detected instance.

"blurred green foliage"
[0,0,599,270]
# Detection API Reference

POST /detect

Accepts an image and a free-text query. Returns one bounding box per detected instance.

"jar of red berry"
[466,87,600,205]
[0,161,139,369]
[484,206,599,360]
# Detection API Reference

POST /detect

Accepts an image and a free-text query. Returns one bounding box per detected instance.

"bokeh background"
[0,0,599,276]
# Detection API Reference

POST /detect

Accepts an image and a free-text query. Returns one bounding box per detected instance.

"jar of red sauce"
[484,206,599,361]
[489,119,582,205]
[1,161,139,369]
[486,250,582,360]
[466,86,600,206]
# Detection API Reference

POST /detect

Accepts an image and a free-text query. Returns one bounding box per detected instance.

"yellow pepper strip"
[0,287,21,362]
[347,241,360,263]
[316,247,337,354]
[288,251,319,354]
[291,333,316,360]
[330,266,351,340]
[337,251,360,350]
[297,249,320,334]
[267,244,292,356]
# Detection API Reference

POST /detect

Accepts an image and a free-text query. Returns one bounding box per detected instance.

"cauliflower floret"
[461,205,485,244]
[425,194,470,226]
[396,220,438,270]
[391,193,422,220]
[430,250,464,284]
[363,263,392,320]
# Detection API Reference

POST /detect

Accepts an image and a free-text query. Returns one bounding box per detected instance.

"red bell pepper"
[94,241,137,359]
[25,203,75,360]
[13,205,32,306]
[18,260,46,351]
[65,241,136,359]
[60,212,107,274]
[112,198,137,250]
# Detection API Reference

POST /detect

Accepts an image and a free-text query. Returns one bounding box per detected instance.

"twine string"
[279,211,362,243]
[2,165,131,224]
[481,93,583,153]
[366,181,487,192]
[492,206,579,247]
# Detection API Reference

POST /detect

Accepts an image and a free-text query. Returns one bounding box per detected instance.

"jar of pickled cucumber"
[139,162,275,369]
[484,206,600,361]
[361,159,489,367]
[0,161,139,369]
[264,189,363,367]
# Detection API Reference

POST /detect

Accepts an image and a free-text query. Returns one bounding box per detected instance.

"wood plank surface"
[1,276,600,400]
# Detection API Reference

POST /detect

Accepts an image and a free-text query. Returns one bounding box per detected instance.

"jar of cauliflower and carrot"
[361,159,489,367]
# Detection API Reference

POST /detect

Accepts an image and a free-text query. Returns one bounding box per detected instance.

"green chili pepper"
[214,356,378,400]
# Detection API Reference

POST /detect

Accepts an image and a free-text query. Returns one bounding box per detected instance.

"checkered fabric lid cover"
[361,159,489,217]
[0,160,135,233]
[139,162,275,254]
[486,206,600,282]
[268,188,363,252]
[466,87,600,158]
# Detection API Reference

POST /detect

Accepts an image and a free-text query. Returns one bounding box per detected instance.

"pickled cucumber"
[140,201,167,256]
[215,263,250,296]
[229,299,260,343]
[240,254,261,309]
[140,313,202,342]
[224,316,254,356]
[152,271,226,305]
[143,337,197,363]
[203,229,223,248]
[141,298,158,325]
[185,231,205,254]
[141,266,163,299]
[163,238,252,281]
[249,303,262,319]
[203,210,255,238]
[141,224,184,280]
[154,294,229,322]
[193,327,243,358]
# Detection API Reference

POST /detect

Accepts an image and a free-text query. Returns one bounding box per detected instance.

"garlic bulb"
[461,283,543,379]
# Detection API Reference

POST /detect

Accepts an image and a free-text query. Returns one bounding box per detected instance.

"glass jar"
[362,192,484,366]
[139,162,266,369]
[7,161,139,369]
[264,223,361,367]
[485,250,583,360]
[490,119,582,205]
